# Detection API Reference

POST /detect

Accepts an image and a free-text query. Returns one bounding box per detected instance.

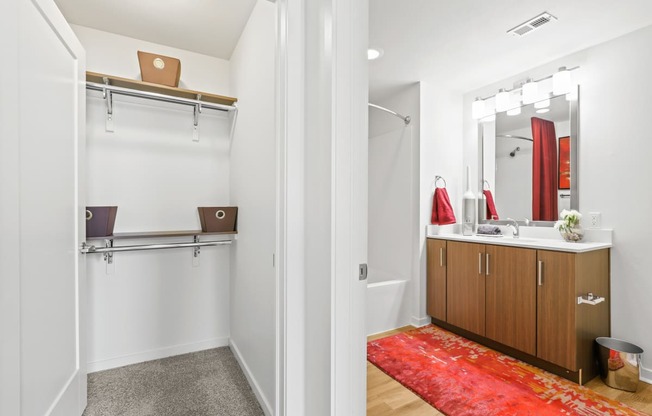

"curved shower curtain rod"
[368,103,411,125]
[496,134,533,142]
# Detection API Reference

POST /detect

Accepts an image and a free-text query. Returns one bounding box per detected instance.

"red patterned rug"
[367,325,646,415]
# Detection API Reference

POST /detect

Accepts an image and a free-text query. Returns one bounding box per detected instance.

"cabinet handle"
[440,247,443,267]
[478,253,482,275]
[486,253,490,276]
[538,260,543,286]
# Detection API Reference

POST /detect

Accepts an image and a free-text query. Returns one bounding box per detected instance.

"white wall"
[464,24,652,381]
[75,26,234,372]
[228,1,276,414]
[72,25,230,94]
[368,126,413,282]
[494,126,533,220]
[368,84,422,329]
[419,84,464,322]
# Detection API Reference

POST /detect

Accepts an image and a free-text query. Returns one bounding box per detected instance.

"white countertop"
[426,226,613,253]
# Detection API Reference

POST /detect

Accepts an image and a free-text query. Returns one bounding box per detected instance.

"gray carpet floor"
[83,347,264,416]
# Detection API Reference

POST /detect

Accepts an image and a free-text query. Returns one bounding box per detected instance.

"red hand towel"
[431,188,456,225]
[483,189,499,220]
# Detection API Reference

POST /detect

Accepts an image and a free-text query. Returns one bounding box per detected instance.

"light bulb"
[553,66,571,95]
[472,98,485,120]
[506,107,521,116]
[534,99,550,109]
[522,79,538,105]
[566,87,578,101]
[367,48,384,60]
[495,89,510,112]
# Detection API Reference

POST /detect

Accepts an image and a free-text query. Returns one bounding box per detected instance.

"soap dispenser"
[462,166,475,236]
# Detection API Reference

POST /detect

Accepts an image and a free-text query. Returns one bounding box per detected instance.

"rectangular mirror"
[478,87,579,225]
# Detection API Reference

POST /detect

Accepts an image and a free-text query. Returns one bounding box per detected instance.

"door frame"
[0,0,87,413]
[275,0,368,414]
[0,1,21,413]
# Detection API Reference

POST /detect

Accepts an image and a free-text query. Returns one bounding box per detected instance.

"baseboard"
[229,339,273,416]
[411,316,431,328]
[641,365,652,384]
[87,337,229,373]
[47,370,81,416]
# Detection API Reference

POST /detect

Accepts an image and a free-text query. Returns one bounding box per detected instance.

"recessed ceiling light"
[536,108,550,114]
[368,48,384,60]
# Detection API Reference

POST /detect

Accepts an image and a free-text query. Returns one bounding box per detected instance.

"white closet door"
[0,0,86,414]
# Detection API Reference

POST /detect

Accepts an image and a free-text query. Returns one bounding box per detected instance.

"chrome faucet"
[507,218,520,239]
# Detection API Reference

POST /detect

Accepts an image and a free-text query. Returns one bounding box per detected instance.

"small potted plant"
[554,209,584,242]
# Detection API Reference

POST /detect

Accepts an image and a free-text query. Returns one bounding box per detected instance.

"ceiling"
[54,1,652,92]
[54,0,257,60]
[369,0,652,101]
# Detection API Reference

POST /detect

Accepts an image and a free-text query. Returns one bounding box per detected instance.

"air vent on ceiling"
[507,12,557,37]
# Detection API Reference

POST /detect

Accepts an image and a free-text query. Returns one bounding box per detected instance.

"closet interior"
[69,1,277,413]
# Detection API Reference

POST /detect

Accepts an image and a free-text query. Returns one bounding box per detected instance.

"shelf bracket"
[102,77,114,132]
[103,239,114,264]
[577,293,605,306]
[103,239,115,275]
[193,103,202,142]
[192,235,201,267]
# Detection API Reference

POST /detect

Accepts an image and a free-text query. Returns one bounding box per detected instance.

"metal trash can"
[596,337,644,392]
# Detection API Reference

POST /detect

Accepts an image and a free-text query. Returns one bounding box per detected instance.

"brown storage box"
[137,51,181,87]
[86,206,118,238]
[198,207,238,233]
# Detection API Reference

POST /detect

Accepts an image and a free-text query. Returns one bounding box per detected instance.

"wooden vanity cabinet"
[446,241,485,335]
[536,249,610,382]
[426,239,447,321]
[485,245,537,356]
[426,237,610,384]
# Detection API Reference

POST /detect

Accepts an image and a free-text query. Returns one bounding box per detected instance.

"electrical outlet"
[589,212,601,229]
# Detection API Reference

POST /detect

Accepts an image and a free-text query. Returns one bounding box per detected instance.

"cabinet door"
[537,250,576,370]
[447,241,485,336]
[485,245,536,355]
[426,239,447,321]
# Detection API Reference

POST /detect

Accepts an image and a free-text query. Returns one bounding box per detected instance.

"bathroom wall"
[228,0,276,413]
[419,84,465,321]
[463,24,652,381]
[75,26,234,372]
[368,83,421,331]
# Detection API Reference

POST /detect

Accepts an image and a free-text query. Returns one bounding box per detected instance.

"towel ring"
[435,176,447,188]
[483,180,490,190]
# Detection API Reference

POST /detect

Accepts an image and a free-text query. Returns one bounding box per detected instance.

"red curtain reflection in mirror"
[531,117,558,221]
[558,136,570,190]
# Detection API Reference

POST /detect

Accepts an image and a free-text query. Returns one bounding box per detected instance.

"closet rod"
[86,82,236,112]
[80,240,232,254]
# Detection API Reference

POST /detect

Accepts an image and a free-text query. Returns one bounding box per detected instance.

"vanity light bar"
[471,66,579,119]
[479,66,580,100]
[475,66,580,102]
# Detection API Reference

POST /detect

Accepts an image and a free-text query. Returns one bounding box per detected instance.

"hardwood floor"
[367,326,652,415]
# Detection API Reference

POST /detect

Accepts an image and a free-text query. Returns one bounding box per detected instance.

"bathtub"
[366,268,411,336]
